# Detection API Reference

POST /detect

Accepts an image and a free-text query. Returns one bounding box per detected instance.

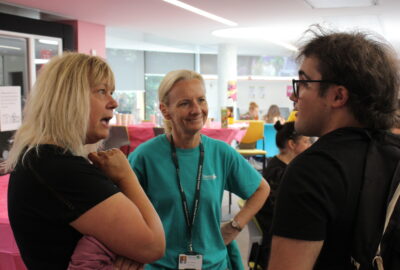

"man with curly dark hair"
[268,26,400,270]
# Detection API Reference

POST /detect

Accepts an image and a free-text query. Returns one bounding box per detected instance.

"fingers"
[114,256,123,269]
[114,256,143,270]
[89,148,121,163]
[88,152,100,166]
[105,148,122,154]
[220,222,239,245]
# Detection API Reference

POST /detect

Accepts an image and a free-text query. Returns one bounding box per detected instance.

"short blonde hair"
[249,102,258,111]
[158,69,205,133]
[5,52,115,171]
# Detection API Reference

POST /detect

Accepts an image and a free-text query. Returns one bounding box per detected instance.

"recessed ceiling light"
[34,59,50,64]
[38,39,59,45]
[163,0,238,26]
[304,0,378,8]
[0,45,21,50]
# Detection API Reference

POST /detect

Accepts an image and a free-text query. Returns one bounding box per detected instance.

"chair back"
[153,127,165,136]
[103,126,130,150]
[241,121,264,144]
[256,124,279,157]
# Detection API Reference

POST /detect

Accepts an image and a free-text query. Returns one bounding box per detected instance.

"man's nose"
[289,92,298,102]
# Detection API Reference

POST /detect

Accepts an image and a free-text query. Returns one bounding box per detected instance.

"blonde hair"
[4,52,115,171]
[249,102,258,111]
[158,69,205,133]
[264,104,282,123]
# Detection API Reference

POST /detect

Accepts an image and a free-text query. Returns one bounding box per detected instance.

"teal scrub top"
[128,135,261,270]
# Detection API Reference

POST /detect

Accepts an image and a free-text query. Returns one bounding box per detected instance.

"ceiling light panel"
[38,39,59,45]
[0,45,21,50]
[305,0,378,8]
[163,0,238,26]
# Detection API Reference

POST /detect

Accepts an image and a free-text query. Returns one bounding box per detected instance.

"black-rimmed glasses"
[292,79,338,98]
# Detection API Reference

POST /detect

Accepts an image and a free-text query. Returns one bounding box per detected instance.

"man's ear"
[160,103,171,120]
[331,85,349,108]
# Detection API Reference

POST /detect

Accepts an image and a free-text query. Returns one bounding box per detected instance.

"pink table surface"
[136,122,156,127]
[201,128,246,145]
[0,174,27,270]
[126,125,156,151]
[126,124,247,153]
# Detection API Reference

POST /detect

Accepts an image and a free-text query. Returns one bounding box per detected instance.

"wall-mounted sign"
[0,86,22,132]
[286,85,293,97]
[227,80,237,101]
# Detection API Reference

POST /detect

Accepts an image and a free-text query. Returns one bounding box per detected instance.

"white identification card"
[178,253,203,270]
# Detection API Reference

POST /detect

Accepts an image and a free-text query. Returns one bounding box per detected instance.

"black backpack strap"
[377,161,400,270]
[351,131,400,270]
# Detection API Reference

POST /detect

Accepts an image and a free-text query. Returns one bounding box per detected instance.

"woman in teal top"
[128,69,269,270]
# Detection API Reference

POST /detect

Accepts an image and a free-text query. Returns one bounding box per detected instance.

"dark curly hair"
[274,121,301,149]
[297,25,400,129]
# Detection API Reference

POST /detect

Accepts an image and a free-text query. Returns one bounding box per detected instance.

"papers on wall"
[0,86,22,132]
[286,85,293,97]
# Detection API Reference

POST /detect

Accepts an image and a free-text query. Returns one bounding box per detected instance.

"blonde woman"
[240,101,259,120]
[128,70,269,269]
[5,52,165,269]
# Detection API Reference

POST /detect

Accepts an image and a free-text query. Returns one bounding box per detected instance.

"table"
[0,174,27,270]
[201,127,245,145]
[125,124,247,153]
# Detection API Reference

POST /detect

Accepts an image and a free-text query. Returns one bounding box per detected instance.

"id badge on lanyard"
[170,135,204,270]
[178,253,203,270]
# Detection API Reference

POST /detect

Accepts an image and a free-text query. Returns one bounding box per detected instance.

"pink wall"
[61,20,106,58]
[76,21,106,58]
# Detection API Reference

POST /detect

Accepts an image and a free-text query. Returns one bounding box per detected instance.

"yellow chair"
[225,121,266,215]
[287,110,297,122]
[237,120,267,170]
[233,119,249,123]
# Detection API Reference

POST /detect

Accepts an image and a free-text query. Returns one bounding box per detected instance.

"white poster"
[0,86,22,131]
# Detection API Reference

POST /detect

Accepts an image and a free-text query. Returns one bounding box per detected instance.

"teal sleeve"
[226,240,245,270]
[225,145,262,199]
[128,149,148,190]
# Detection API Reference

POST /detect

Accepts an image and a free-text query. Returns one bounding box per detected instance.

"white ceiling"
[2,0,400,56]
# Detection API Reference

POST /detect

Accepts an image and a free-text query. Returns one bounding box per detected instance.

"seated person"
[255,121,312,268]
[263,104,286,124]
[240,101,259,120]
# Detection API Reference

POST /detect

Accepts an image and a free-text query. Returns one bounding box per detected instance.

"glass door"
[0,31,62,163]
[0,35,28,162]
[33,38,61,80]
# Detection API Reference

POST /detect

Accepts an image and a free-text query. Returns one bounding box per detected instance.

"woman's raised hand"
[88,148,135,186]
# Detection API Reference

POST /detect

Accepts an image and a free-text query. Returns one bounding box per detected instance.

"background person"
[4,52,165,269]
[255,121,311,268]
[240,101,259,120]
[263,104,286,124]
[268,27,400,270]
[128,69,269,270]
